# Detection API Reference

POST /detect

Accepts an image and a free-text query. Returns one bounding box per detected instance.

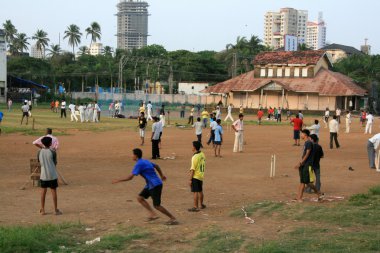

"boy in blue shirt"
[112,148,178,225]
[214,119,223,157]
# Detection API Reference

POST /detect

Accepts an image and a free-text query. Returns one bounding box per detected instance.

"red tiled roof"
[204,68,367,96]
[253,50,328,66]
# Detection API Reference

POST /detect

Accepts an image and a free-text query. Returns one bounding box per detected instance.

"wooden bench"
[30,159,41,187]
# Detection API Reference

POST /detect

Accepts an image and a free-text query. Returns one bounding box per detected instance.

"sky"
[1,0,379,54]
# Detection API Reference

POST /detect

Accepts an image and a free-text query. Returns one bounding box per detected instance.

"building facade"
[306,13,327,50]
[116,0,149,51]
[30,44,45,59]
[0,29,6,103]
[178,82,209,95]
[88,43,104,56]
[205,51,367,111]
[264,8,308,49]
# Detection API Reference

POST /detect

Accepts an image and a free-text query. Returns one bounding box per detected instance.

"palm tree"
[47,44,61,58]
[32,29,50,58]
[2,20,17,44]
[103,46,113,57]
[13,33,29,54]
[78,46,88,56]
[85,22,101,48]
[63,24,82,59]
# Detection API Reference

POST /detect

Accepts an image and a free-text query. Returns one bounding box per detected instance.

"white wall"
[178,82,208,95]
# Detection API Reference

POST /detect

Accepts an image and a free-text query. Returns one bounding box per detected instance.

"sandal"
[55,209,63,215]
[39,209,46,215]
[188,207,200,212]
[165,220,179,225]
[201,204,207,209]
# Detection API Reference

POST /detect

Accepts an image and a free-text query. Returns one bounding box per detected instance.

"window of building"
[277,68,283,77]
[285,67,291,77]
[260,68,266,77]
[268,68,274,77]
[0,88,4,96]
[294,68,300,77]
[302,68,308,77]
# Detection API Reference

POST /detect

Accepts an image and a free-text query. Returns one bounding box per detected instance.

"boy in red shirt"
[291,114,303,146]
[257,109,264,125]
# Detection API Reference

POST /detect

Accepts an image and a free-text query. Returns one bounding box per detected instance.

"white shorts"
[139,129,145,137]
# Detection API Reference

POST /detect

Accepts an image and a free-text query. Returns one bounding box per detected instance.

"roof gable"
[253,50,328,66]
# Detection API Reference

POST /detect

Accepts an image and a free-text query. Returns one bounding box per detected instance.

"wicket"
[270,154,276,178]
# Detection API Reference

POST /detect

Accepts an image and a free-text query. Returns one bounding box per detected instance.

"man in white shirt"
[147,101,153,121]
[193,117,203,148]
[60,100,67,118]
[69,103,78,122]
[114,101,120,117]
[86,102,93,122]
[345,111,352,133]
[336,108,342,124]
[215,106,221,120]
[93,102,100,123]
[306,120,320,137]
[367,133,380,169]
[78,103,85,123]
[21,102,30,125]
[365,112,374,134]
[224,104,234,122]
[232,114,244,153]
[329,115,340,149]
[324,108,330,128]
[151,117,161,159]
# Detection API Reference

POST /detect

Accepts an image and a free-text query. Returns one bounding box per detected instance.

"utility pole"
[232,53,238,78]
[168,64,173,94]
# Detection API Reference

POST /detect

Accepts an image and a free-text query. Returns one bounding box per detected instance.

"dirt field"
[0,114,379,251]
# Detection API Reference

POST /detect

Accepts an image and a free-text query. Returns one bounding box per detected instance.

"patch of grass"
[246,227,380,253]
[369,185,380,195]
[0,223,83,253]
[192,227,244,253]
[0,223,147,253]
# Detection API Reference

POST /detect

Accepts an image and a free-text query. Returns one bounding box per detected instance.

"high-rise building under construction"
[116,0,149,50]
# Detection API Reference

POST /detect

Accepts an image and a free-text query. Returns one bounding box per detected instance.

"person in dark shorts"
[21,101,29,125]
[294,130,322,202]
[112,148,178,225]
[290,114,303,146]
[310,134,324,192]
[188,141,206,212]
[38,137,62,215]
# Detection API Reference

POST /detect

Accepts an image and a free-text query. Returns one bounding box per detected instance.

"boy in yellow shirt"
[188,141,206,212]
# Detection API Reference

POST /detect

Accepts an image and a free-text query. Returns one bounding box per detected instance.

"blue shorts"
[293,130,300,140]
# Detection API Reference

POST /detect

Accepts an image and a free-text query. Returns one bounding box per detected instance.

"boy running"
[112,148,178,225]
[257,109,264,125]
[188,141,206,212]
[38,137,62,215]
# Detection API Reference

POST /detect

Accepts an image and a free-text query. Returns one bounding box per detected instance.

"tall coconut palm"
[63,24,82,59]
[47,44,61,58]
[32,29,50,58]
[2,20,17,44]
[85,22,101,48]
[13,33,29,54]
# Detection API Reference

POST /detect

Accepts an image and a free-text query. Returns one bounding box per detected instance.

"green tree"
[63,24,82,58]
[78,46,89,56]
[47,44,61,58]
[32,29,50,58]
[85,22,101,47]
[13,33,29,55]
[2,20,17,45]
[103,46,113,57]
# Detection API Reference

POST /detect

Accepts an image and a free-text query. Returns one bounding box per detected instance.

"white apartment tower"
[0,29,6,103]
[116,0,149,51]
[306,13,327,50]
[264,8,308,49]
[88,43,104,56]
[30,44,45,59]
